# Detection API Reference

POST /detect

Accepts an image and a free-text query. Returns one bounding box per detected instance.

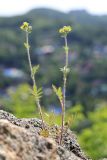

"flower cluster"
[20,22,32,33]
[59,26,72,36]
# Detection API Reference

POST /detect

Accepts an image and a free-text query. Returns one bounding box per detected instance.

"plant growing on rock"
[20,22,72,144]
[20,22,45,129]
[52,26,72,144]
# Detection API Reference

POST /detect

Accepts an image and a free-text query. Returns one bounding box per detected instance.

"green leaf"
[52,85,63,102]
[44,111,56,126]
[32,65,39,75]
[29,86,42,101]
[52,85,57,94]
[63,46,69,52]
[60,66,70,74]
[37,87,43,99]
[58,87,63,101]
[28,26,32,33]
[29,88,35,96]
[33,85,37,93]
[24,42,30,49]
[44,112,49,117]
[48,111,56,126]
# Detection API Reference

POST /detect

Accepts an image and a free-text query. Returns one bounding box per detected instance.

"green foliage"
[5,84,37,118]
[89,102,107,123]
[78,104,107,159]
[66,104,85,129]
[43,111,61,126]
[1,9,107,110]
[79,122,107,159]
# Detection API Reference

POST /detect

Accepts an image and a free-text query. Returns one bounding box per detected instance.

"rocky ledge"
[0,110,89,160]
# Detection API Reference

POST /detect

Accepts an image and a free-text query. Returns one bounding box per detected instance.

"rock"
[0,110,88,160]
[0,119,59,160]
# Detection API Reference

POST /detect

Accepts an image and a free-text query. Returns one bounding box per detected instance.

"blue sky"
[0,0,107,16]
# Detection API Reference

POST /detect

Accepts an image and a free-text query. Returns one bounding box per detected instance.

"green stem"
[25,31,44,129]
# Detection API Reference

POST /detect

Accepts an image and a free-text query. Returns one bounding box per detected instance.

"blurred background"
[0,0,107,159]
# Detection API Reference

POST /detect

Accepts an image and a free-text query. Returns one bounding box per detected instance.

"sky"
[0,0,107,16]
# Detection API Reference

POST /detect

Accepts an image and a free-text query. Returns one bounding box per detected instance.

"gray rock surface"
[0,110,88,160]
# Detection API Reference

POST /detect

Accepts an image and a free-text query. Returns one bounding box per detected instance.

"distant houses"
[93,45,107,58]
[3,68,27,80]
[0,67,28,95]
[35,45,55,56]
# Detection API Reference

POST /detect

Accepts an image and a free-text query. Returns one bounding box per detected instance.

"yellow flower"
[20,22,32,33]
[59,26,72,36]
[20,22,29,30]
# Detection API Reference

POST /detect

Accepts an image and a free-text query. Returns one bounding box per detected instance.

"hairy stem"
[59,100,64,145]
[64,36,68,67]
[63,35,69,121]
[63,73,66,121]
[60,36,69,144]
[25,31,44,129]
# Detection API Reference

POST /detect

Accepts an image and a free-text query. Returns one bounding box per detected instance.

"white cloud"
[0,0,107,16]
